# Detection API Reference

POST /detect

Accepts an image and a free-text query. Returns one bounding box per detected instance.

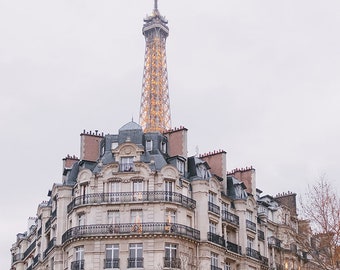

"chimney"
[199,150,227,181]
[275,191,297,216]
[164,126,188,158]
[228,167,256,196]
[80,130,104,162]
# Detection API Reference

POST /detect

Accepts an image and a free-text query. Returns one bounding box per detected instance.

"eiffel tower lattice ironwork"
[139,0,171,133]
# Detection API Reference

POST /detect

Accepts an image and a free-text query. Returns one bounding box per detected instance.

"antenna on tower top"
[154,0,158,10]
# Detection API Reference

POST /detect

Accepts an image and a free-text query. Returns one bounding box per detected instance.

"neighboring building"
[10,2,318,270]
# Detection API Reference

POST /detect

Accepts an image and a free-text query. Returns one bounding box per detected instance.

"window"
[77,213,85,226]
[209,192,216,204]
[146,140,153,151]
[222,202,228,212]
[71,246,84,270]
[120,157,134,172]
[247,237,254,249]
[209,220,217,234]
[246,210,253,221]
[211,252,218,267]
[224,262,231,270]
[105,244,119,268]
[164,181,174,201]
[161,141,167,153]
[166,209,176,224]
[164,243,179,268]
[133,181,143,201]
[131,210,143,223]
[128,243,143,268]
[109,182,120,201]
[176,159,185,175]
[107,211,120,225]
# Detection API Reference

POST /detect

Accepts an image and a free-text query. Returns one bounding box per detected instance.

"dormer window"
[176,160,185,175]
[146,140,153,152]
[161,141,167,153]
[120,157,134,172]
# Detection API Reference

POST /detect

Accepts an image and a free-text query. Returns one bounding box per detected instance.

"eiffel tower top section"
[139,0,171,133]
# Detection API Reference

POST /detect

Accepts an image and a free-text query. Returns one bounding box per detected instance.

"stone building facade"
[10,124,314,270]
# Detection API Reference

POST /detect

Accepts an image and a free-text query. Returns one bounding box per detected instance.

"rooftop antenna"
[154,0,158,11]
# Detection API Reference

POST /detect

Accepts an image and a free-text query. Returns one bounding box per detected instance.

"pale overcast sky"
[1,0,340,268]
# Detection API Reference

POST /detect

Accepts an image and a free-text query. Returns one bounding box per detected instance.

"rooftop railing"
[62,222,200,244]
[221,210,239,226]
[67,191,196,213]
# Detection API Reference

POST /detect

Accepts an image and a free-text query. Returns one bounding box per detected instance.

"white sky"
[1,0,340,268]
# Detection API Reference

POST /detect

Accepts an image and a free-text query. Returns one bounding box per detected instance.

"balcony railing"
[45,218,52,232]
[268,236,281,248]
[127,257,143,268]
[207,232,225,247]
[51,209,57,219]
[226,241,242,254]
[246,247,261,261]
[67,191,196,213]
[71,260,84,270]
[257,230,265,241]
[164,257,181,268]
[246,220,256,232]
[43,237,56,258]
[23,240,36,259]
[104,258,119,268]
[221,210,239,226]
[211,266,222,270]
[27,265,33,270]
[37,227,42,237]
[208,202,220,215]
[62,222,200,243]
[119,163,134,172]
[12,253,24,263]
[33,254,41,266]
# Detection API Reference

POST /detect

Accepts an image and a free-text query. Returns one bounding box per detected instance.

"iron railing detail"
[127,257,143,268]
[71,260,84,270]
[207,232,225,247]
[221,210,239,226]
[164,257,181,268]
[43,237,56,258]
[12,253,24,263]
[208,202,220,215]
[23,240,36,259]
[246,220,256,232]
[226,241,242,254]
[67,191,196,213]
[62,222,200,243]
[104,258,119,268]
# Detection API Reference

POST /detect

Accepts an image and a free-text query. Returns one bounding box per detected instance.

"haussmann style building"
[10,2,319,270]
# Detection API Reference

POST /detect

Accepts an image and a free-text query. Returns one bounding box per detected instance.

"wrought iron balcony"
[45,218,52,231]
[37,227,42,237]
[71,260,84,270]
[27,265,33,270]
[246,247,261,261]
[210,266,222,270]
[268,236,281,248]
[208,202,220,215]
[246,220,256,232]
[33,254,41,266]
[164,257,181,268]
[127,257,143,268]
[51,209,57,219]
[257,229,265,241]
[207,232,225,247]
[261,256,268,265]
[226,241,242,254]
[23,240,36,259]
[12,253,24,264]
[104,258,119,269]
[221,210,239,226]
[67,191,196,213]
[43,237,56,258]
[62,222,200,243]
